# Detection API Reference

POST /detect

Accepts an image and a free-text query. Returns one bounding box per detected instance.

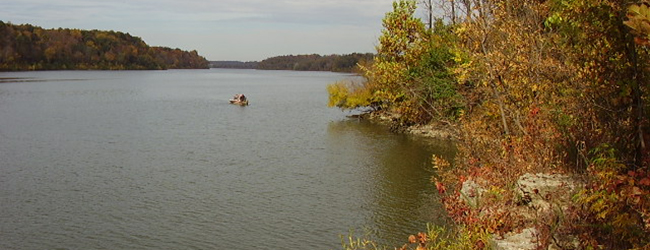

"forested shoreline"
[0,21,370,73]
[257,53,373,72]
[333,0,650,249]
[211,53,374,73]
[209,60,259,69]
[0,21,209,71]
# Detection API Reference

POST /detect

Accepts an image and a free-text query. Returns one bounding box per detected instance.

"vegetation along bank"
[0,21,209,71]
[331,0,650,249]
[210,53,375,73]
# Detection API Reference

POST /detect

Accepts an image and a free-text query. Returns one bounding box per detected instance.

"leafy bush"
[575,145,650,249]
[328,4,463,125]
[327,81,377,110]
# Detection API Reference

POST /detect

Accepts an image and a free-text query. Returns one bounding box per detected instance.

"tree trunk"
[451,0,456,25]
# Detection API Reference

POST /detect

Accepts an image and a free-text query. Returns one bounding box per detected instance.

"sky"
[1,0,402,61]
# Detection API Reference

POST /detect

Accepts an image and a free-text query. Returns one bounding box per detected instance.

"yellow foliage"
[327,81,350,108]
[327,81,375,110]
[574,147,650,248]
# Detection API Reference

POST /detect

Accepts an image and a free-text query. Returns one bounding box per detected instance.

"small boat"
[229,94,249,106]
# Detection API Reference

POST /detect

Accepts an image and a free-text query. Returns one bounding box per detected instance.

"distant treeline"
[209,61,259,69]
[0,21,209,71]
[258,53,374,72]
[211,53,374,73]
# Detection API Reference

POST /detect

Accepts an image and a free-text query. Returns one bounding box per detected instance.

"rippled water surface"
[0,69,454,249]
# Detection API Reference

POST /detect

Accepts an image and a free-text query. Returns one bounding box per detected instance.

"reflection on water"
[0,76,88,83]
[327,119,455,245]
[0,69,455,249]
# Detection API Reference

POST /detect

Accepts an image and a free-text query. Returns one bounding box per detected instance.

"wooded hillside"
[0,21,209,71]
[209,61,259,69]
[257,53,373,72]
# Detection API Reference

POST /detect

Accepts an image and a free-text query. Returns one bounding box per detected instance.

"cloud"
[1,0,394,60]
[4,0,389,28]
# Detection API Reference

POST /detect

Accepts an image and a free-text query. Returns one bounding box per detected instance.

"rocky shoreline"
[349,111,584,249]
[464,173,583,250]
[353,111,457,141]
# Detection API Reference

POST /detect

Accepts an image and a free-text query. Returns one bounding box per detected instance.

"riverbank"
[356,110,457,141]
[354,110,585,250]
[335,0,650,248]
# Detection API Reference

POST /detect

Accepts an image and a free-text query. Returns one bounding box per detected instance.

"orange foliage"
[432,0,650,248]
[0,21,209,70]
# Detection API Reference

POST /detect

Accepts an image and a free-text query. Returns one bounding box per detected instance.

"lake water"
[0,69,454,249]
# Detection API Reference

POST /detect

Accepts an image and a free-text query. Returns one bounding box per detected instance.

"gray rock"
[460,179,485,208]
[491,228,539,250]
[516,173,578,213]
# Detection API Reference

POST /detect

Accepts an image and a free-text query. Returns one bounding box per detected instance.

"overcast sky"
[1,0,405,61]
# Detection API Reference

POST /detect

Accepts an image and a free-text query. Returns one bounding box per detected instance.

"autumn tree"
[329,0,649,248]
[444,0,650,247]
[542,0,650,247]
[328,0,463,126]
[329,0,429,114]
[450,0,572,181]
[0,22,209,71]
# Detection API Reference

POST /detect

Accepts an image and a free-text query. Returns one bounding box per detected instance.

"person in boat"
[230,94,248,105]
[232,94,245,101]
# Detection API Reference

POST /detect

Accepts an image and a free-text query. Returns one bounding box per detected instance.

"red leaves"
[640,177,650,186]
[475,239,486,249]
[408,234,417,244]
[529,106,540,117]
[579,159,650,246]
[629,170,638,177]
[416,232,428,244]
[406,232,429,250]
[435,181,447,194]
[627,169,650,186]
[634,36,650,47]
